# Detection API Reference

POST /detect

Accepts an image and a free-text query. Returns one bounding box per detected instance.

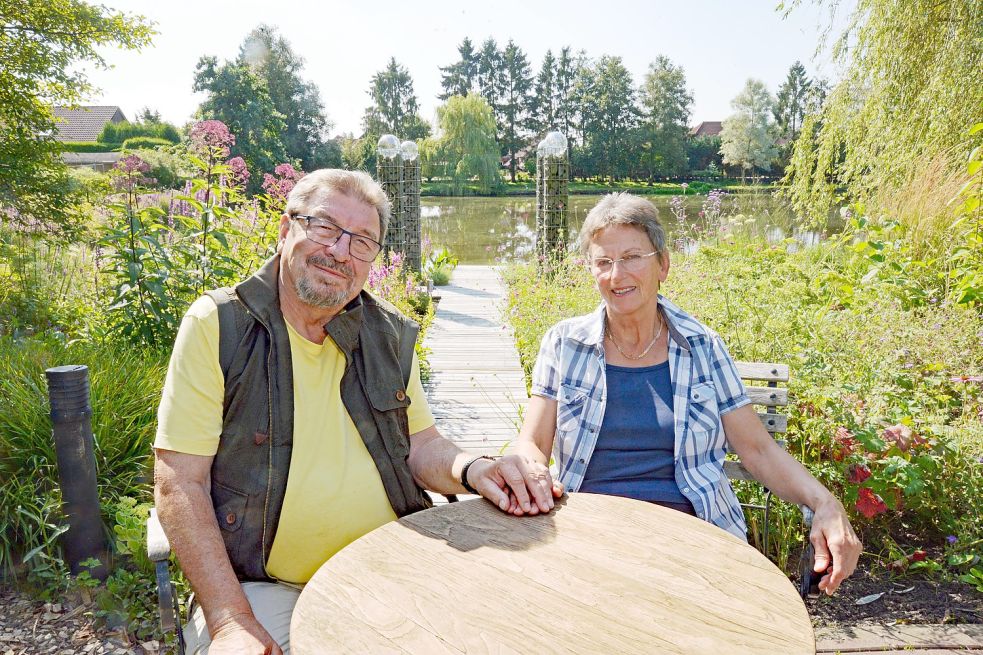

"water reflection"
[422,194,829,264]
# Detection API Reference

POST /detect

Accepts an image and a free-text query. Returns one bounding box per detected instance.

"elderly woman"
[505,193,861,595]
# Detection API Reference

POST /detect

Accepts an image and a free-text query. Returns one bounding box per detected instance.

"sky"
[83,0,850,137]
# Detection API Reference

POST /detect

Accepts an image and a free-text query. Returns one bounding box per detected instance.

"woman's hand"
[810,498,863,595]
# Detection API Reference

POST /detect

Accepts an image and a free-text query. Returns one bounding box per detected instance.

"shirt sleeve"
[406,351,436,434]
[709,334,751,415]
[154,296,225,456]
[530,326,560,400]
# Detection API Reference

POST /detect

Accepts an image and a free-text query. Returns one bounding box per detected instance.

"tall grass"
[0,335,167,578]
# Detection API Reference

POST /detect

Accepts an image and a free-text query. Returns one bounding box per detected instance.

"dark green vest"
[207,255,432,581]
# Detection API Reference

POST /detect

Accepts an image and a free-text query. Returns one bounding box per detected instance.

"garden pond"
[421,193,834,264]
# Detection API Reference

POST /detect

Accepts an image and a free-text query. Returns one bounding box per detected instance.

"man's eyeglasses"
[291,214,382,262]
[590,251,660,273]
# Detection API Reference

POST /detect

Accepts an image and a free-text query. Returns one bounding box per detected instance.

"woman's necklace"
[606,316,665,361]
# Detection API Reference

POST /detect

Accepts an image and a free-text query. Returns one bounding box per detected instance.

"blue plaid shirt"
[531,296,751,540]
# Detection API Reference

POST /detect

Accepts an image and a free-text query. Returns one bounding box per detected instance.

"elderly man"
[154,169,558,655]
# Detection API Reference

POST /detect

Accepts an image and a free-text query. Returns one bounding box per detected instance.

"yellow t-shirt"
[155,295,435,583]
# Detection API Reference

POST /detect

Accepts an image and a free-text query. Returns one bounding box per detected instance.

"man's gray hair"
[284,169,391,242]
[578,192,667,256]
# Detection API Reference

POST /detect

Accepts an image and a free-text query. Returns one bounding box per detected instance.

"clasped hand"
[465,454,564,515]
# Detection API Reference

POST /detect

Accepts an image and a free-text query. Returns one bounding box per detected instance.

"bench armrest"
[147,508,172,562]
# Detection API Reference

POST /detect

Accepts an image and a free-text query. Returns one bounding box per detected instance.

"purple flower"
[947,535,958,544]
[111,154,154,191]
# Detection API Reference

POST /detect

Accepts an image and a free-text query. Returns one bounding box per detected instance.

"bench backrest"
[724,361,789,482]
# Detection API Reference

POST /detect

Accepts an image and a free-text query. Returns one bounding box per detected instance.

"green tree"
[434,94,501,194]
[362,57,431,141]
[554,47,582,153]
[573,56,639,181]
[193,56,289,186]
[529,49,557,136]
[439,37,479,100]
[498,40,534,182]
[639,55,693,178]
[720,78,778,183]
[782,0,983,224]
[0,0,153,234]
[686,135,723,173]
[773,61,811,142]
[476,38,504,109]
[239,25,339,170]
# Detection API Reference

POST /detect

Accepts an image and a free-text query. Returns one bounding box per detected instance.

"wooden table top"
[290,494,815,654]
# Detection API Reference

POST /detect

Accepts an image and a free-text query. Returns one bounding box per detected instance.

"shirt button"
[395,390,406,401]
[682,487,690,493]
[225,513,236,525]
[578,458,586,464]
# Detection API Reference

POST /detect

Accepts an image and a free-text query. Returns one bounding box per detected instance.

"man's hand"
[209,613,282,655]
[810,498,862,595]
[468,455,564,516]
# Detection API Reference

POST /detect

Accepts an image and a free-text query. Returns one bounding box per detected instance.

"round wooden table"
[290,494,814,654]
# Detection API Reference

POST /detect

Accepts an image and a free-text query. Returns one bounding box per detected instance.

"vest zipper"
[240,301,278,582]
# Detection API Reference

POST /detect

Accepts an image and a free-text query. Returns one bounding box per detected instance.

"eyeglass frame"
[290,214,383,262]
[589,250,661,273]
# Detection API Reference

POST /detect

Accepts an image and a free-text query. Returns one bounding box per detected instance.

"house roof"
[689,121,723,138]
[51,106,127,142]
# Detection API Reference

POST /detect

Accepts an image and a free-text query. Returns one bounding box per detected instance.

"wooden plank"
[745,385,788,407]
[736,361,789,382]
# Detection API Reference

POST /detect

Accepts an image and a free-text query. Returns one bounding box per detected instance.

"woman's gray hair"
[284,169,390,241]
[578,192,667,256]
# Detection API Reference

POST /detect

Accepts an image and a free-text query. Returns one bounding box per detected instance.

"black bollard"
[45,365,108,579]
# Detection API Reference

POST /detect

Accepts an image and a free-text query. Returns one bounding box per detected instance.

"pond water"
[421,193,828,265]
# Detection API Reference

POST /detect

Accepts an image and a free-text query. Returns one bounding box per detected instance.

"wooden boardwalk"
[423,265,527,456]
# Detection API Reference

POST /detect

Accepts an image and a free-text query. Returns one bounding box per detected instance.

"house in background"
[52,106,127,142]
[689,121,723,138]
[52,106,127,170]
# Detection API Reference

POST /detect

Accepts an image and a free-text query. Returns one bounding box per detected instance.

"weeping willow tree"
[782,0,983,228]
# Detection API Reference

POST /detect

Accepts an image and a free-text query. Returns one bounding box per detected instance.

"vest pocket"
[212,480,247,534]
[365,385,412,458]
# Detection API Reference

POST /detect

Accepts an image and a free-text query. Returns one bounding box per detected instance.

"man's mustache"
[307,254,353,279]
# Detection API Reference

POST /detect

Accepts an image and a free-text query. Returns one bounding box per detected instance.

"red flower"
[856,487,888,519]
[909,550,928,562]
[847,464,872,484]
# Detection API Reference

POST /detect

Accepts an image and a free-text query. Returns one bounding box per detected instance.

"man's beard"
[295,254,356,308]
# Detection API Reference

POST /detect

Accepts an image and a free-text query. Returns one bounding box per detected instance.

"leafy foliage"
[782,0,983,223]
[362,57,431,141]
[638,55,693,178]
[0,0,154,234]
[193,56,289,189]
[720,79,779,181]
[98,120,180,146]
[238,24,340,170]
[431,94,501,195]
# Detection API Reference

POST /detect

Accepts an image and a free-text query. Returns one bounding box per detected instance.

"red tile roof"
[689,121,723,138]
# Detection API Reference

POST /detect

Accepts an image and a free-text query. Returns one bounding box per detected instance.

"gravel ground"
[0,588,163,655]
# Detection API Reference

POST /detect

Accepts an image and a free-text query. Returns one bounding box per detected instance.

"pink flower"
[226,157,249,188]
[189,120,235,158]
[262,163,304,200]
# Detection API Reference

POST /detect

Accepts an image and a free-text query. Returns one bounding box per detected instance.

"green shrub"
[121,136,171,150]
[98,120,180,145]
[59,141,119,153]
